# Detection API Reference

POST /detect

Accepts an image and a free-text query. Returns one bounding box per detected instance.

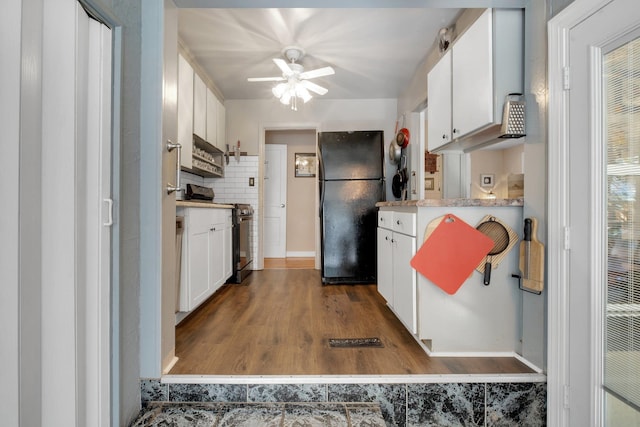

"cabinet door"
[393,232,417,334]
[452,8,493,138]
[193,73,207,140]
[376,227,394,304]
[216,98,226,150]
[183,210,214,311]
[427,49,452,151]
[209,224,224,292]
[177,54,194,168]
[206,88,217,146]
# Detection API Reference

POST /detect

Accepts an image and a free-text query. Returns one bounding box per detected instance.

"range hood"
[433,94,526,153]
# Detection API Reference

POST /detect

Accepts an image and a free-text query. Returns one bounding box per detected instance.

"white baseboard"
[285,251,315,257]
[424,349,521,358]
[514,353,544,373]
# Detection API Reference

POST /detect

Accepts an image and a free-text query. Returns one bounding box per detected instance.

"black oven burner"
[229,203,254,283]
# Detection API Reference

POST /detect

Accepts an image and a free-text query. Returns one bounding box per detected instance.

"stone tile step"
[131,401,387,427]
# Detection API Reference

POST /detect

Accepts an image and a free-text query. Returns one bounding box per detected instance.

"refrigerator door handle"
[319,180,324,217]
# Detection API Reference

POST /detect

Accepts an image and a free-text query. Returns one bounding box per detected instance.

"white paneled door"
[41,1,112,425]
[551,0,640,425]
[264,144,287,258]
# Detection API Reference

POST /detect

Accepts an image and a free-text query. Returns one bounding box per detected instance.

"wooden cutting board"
[519,217,544,293]
[411,214,494,295]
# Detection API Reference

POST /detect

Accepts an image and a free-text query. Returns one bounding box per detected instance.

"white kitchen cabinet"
[193,72,207,141]
[216,97,226,150]
[451,8,494,139]
[206,87,217,147]
[178,207,232,312]
[177,54,194,168]
[427,8,523,152]
[377,209,417,334]
[427,49,452,152]
[376,226,394,304]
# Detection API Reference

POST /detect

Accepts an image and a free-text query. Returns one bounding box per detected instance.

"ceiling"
[177,7,462,101]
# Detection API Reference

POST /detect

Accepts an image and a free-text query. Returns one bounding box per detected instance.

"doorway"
[549,0,640,424]
[263,129,318,263]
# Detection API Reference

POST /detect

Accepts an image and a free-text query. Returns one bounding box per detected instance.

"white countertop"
[176,200,234,209]
[376,198,524,208]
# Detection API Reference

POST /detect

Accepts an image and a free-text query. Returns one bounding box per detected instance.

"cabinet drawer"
[392,212,416,236]
[378,210,394,230]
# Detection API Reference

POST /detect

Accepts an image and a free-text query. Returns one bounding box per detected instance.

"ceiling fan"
[247,46,335,109]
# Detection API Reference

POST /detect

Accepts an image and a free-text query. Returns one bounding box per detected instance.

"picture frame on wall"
[425,177,435,191]
[295,153,316,177]
[480,174,495,188]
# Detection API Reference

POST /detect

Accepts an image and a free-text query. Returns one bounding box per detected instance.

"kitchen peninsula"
[376,198,528,361]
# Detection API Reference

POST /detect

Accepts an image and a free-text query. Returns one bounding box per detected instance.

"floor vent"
[328,338,384,348]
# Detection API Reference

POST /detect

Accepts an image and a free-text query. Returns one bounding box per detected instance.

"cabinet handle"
[166,140,182,194]
[452,128,459,134]
[396,220,401,225]
[103,198,113,227]
[442,134,447,139]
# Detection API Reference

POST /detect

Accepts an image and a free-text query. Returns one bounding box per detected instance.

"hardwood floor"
[170,267,534,376]
[264,257,315,269]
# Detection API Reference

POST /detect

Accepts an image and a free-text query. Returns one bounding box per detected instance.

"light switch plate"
[249,177,255,186]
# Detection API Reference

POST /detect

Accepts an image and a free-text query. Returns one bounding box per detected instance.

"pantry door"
[549,0,640,425]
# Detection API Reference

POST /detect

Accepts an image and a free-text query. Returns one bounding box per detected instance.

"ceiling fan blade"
[247,76,286,82]
[301,80,328,96]
[299,66,335,80]
[273,58,293,75]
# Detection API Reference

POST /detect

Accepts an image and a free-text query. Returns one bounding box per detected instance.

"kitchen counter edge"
[376,198,524,208]
[176,201,235,209]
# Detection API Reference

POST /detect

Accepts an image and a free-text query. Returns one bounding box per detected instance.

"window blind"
[605,35,640,412]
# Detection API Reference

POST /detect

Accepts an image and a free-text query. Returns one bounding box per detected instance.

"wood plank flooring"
[170,266,534,376]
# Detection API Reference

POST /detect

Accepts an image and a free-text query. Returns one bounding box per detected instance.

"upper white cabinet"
[177,54,194,168]
[427,8,523,152]
[206,88,217,147]
[216,97,226,151]
[427,50,452,151]
[193,72,207,141]
[179,53,226,177]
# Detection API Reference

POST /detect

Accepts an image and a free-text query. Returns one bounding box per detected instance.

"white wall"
[226,98,397,155]
[469,145,525,199]
[226,98,398,198]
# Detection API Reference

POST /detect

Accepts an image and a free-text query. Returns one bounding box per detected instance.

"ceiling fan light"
[272,83,287,98]
[280,91,291,105]
[296,86,312,103]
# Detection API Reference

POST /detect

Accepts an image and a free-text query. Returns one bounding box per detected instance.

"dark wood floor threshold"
[170,266,534,376]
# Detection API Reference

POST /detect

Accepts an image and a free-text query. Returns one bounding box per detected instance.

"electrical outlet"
[249,177,255,187]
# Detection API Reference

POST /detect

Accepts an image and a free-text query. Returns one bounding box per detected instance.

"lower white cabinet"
[178,207,232,312]
[377,209,417,334]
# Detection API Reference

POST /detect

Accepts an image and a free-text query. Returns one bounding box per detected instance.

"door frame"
[258,123,320,270]
[548,0,639,425]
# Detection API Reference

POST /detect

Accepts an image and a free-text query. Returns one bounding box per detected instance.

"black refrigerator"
[318,131,385,284]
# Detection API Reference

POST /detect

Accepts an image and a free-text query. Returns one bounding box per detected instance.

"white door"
[38,1,113,425]
[552,0,640,425]
[264,144,288,258]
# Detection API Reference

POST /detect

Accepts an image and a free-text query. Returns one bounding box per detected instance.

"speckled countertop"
[376,198,524,208]
[176,200,234,209]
